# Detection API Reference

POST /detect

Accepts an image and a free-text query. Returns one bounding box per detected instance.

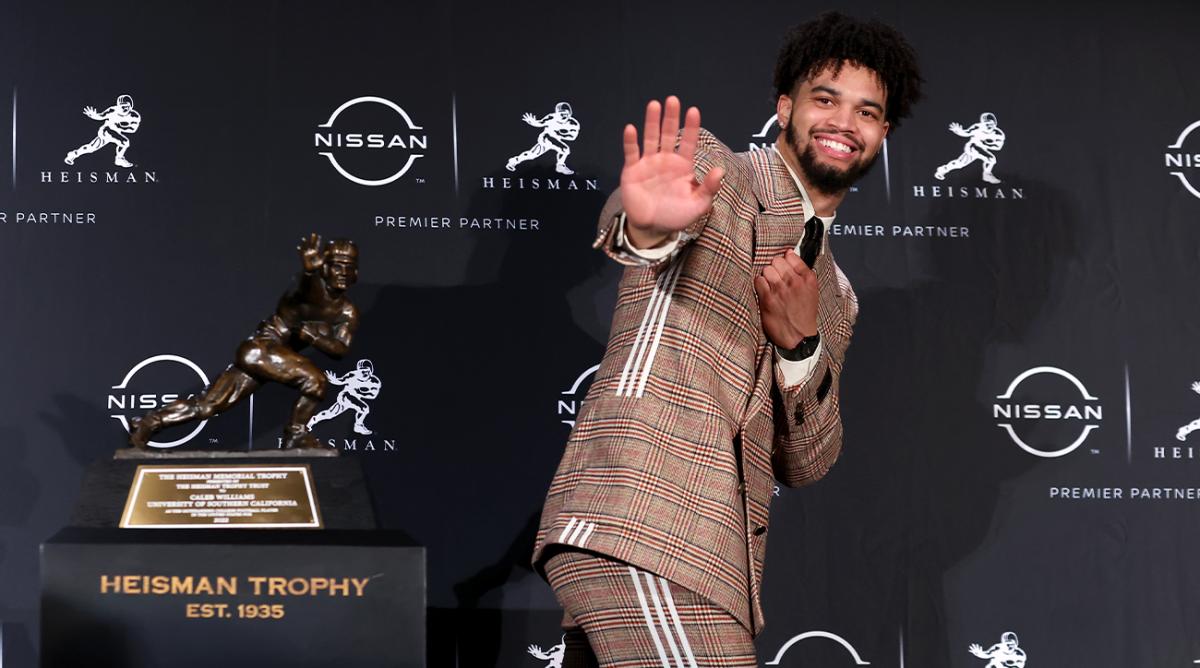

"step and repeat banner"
[2,0,1199,666]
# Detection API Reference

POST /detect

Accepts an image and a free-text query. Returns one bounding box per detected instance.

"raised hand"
[621,96,724,247]
[522,112,538,126]
[949,122,965,134]
[298,232,323,272]
[83,106,101,119]
[969,644,986,657]
[754,250,819,350]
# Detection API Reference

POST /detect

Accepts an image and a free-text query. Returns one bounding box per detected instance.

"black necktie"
[799,216,823,269]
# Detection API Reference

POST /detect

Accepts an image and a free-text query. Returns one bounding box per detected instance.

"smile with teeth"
[816,137,856,155]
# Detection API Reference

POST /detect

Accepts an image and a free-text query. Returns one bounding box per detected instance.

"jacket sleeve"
[770,288,857,487]
[593,128,732,271]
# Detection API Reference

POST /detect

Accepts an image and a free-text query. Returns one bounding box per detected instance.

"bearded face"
[786,119,881,195]
[777,62,890,197]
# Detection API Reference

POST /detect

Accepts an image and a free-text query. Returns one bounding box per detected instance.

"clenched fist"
[754,249,819,350]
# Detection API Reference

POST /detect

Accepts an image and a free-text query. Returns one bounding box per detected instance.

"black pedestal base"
[41,527,424,668]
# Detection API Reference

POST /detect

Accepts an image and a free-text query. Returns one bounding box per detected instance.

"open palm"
[621,96,724,236]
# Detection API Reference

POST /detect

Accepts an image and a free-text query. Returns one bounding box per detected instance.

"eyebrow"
[812,85,884,113]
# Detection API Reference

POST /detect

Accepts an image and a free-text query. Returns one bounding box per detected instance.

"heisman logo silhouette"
[526,637,566,668]
[307,359,382,435]
[65,94,142,167]
[968,631,1027,668]
[506,102,581,175]
[934,112,1006,184]
[1175,381,1200,442]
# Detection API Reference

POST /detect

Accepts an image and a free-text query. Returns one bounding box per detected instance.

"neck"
[775,139,846,217]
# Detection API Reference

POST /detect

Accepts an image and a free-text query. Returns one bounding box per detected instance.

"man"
[1174,381,1200,441]
[129,234,359,450]
[969,632,1027,668]
[307,359,382,436]
[65,94,141,167]
[532,12,922,665]
[527,638,567,668]
[935,112,1006,184]
[506,102,581,175]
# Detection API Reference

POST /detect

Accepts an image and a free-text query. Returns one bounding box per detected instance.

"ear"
[775,95,793,129]
[882,120,891,139]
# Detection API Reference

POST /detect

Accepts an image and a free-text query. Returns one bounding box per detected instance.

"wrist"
[778,332,820,362]
[624,222,675,250]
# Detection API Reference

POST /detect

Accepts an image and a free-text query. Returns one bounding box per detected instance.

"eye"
[815,97,833,106]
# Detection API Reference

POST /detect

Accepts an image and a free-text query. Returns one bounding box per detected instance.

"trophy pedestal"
[40,527,425,667]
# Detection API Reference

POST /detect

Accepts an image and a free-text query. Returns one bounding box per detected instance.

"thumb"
[697,166,724,197]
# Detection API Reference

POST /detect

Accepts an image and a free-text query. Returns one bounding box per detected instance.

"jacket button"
[737,482,746,494]
[753,526,766,536]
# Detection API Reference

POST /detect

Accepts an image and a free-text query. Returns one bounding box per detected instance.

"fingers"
[780,249,809,276]
[762,264,783,286]
[769,250,811,280]
[753,275,771,298]
[640,96,689,156]
[659,96,681,152]
[678,106,701,162]
[622,124,640,168]
[642,100,661,156]
[758,251,811,288]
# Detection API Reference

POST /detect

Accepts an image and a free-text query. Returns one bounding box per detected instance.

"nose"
[827,104,856,132]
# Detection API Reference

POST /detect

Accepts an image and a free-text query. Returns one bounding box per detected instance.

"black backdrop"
[3,0,1200,666]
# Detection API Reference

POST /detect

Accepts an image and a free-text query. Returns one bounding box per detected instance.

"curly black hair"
[774,11,923,129]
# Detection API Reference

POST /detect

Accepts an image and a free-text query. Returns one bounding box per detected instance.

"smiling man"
[533,12,922,665]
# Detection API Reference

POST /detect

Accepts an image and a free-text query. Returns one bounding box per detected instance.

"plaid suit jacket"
[533,129,858,635]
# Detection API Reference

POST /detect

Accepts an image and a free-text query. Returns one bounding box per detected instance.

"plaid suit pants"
[544,549,758,667]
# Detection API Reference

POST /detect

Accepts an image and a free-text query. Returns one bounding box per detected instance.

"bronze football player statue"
[128,233,360,451]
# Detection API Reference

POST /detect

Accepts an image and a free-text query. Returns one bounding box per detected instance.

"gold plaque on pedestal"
[119,465,323,529]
